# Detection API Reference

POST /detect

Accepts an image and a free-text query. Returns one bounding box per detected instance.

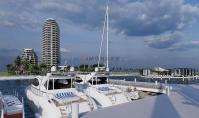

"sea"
[0,76,199,118]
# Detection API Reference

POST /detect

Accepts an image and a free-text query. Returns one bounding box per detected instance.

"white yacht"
[75,2,139,108]
[75,66,140,108]
[26,67,97,118]
[0,91,24,118]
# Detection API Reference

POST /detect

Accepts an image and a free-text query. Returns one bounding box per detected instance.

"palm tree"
[6,64,16,74]
[39,63,47,75]
[14,56,21,67]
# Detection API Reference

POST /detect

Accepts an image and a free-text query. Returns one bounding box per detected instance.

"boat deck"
[80,84,199,118]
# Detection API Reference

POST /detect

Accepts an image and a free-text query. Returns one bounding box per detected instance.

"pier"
[0,76,36,81]
[109,79,166,93]
[143,75,198,79]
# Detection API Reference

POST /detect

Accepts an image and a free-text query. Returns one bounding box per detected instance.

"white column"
[155,81,158,85]
[72,103,79,118]
[165,80,167,84]
[166,86,170,96]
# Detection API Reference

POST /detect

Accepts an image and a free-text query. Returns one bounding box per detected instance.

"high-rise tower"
[42,18,60,68]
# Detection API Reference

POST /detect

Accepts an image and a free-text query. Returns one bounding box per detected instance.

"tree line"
[6,56,132,75]
[5,56,106,75]
[6,56,47,75]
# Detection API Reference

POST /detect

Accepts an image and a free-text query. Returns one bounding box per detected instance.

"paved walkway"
[81,84,199,118]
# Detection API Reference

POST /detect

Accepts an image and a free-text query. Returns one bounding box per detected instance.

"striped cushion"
[98,87,113,91]
[54,92,76,99]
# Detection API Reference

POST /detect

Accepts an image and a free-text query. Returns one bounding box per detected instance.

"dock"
[109,79,165,93]
[0,76,36,81]
[143,75,199,79]
[81,84,199,118]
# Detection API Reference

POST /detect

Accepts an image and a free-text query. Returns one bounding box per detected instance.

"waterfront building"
[142,69,151,76]
[141,67,196,77]
[171,68,196,77]
[42,18,60,69]
[22,48,38,65]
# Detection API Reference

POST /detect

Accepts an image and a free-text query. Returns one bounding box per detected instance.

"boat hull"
[4,113,22,118]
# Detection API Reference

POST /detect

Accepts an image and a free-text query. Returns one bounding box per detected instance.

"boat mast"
[106,1,109,72]
[97,7,107,68]
[97,1,110,72]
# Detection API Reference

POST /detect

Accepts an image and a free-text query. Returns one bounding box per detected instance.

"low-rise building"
[22,48,38,65]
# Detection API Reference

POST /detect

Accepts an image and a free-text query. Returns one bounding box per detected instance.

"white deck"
[81,84,199,118]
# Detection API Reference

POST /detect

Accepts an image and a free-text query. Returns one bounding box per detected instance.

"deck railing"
[30,86,47,97]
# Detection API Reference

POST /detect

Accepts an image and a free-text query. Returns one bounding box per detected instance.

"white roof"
[153,67,169,72]
[47,18,55,20]
[23,48,33,51]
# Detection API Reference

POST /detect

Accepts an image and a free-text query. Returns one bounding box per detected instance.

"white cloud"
[168,41,199,51]
[60,48,70,53]
[144,31,183,49]
[0,0,199,37]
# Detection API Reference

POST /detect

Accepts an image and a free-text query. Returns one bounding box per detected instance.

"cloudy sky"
[1,0,199,70]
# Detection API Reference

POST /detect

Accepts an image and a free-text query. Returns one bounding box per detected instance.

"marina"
[1,0,199,118]
[0,75,199,118]
[0,77,199,118]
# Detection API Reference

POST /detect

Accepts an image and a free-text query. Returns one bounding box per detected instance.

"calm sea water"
[0,76,199,118]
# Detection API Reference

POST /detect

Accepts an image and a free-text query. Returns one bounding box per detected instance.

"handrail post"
[1,109,3,118]
[22,97,25,118]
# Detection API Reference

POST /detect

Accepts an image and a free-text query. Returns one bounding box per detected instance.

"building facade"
[141,67,196,77]
[22,48,38,65]
[42,18,60,68]
[171,68,196,77]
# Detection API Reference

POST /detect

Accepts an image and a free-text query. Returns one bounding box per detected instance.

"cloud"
[144,32,183,49]
[168,41,199,51]
[0,0,199,36]
[144,32,199,51]
[60,48,70,53]
[111,0,199,36]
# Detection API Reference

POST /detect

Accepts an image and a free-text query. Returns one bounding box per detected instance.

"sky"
[1,0,199,70]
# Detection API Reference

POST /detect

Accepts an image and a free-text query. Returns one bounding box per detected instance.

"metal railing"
[109,80,164,90]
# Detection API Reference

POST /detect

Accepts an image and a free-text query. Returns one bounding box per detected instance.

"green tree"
[14,56,21,67]
[21,59,29,70]
[79,64,85,72]
[6,64,16,74]
[39,63,47,75]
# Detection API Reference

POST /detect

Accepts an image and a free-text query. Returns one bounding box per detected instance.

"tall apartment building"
[42,18,60,68]
[22,48,38,65]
